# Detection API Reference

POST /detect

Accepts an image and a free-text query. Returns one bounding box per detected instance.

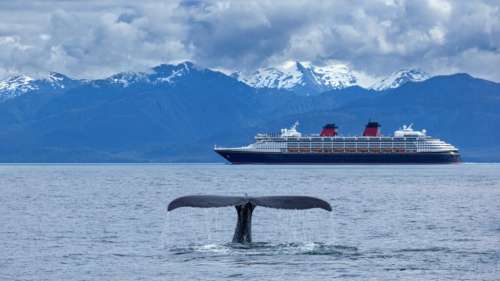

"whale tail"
[167,195,332,243]
[167,195,332,212]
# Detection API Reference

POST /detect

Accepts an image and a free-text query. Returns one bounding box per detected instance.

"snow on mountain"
[238,61,357,95]
[0,61,210,98]
[239,61,303,89]
[301,62,357,90]
[106,71,149,87]
[239,63,431,93]
[99,61,197,88]
[45,72,72,88]
[0,72,78,101]
[371,69,430,91]
[0,61,434,102]
[0,75,37,99]
[151,61,194,83]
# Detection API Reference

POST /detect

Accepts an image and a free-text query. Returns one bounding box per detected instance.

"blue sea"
[1,164,499,280]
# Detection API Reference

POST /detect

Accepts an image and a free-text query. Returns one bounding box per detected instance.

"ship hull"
[215,150,461,164]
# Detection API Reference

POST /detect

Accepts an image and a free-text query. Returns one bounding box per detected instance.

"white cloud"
[429,26,446,45]
[427,0,453,19]
[0,0,499,81]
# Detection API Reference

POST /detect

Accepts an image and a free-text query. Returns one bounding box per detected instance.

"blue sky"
[0,0,499,81]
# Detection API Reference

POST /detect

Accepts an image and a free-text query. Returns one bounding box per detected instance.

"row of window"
[251,141,454,152]
[256,137,423,142]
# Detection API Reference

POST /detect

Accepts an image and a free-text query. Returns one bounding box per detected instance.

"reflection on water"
[0,164,499,280]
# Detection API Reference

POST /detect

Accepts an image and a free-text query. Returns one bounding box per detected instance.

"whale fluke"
[167,195,249,211]
[168,195,331,211]
[167,195,332,243]
[252,196,332,211]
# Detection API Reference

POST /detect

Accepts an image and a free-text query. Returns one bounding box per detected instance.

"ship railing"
[217,138,456,153]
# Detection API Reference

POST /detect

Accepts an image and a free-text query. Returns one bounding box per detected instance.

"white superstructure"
[216,122,458,154]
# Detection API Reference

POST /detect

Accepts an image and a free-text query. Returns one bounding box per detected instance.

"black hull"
[215,150,461,164]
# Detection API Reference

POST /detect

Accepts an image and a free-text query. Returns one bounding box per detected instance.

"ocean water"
[0,164,499,281]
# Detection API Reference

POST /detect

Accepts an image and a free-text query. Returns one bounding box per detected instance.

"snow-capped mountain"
[0,61,435,102]
[237,61,357,95]
[0,62,201,100]
[0,75,37,100]
[91,61,200,88]
[0,62,231,103]
[238,62,430,94]
[0,72,79,101]
[105,71,149,87]
[371,69,430,91]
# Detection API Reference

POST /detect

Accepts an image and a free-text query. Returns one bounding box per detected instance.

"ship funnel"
[320,123,338,137]
[363,121,381,137]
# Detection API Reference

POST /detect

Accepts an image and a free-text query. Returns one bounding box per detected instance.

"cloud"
[0,1,191,78]
[0,0,499,81]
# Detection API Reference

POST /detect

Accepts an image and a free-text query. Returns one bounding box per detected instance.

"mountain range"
[0,61,498,162]
[233,61,430,95]
[0,61,428,101]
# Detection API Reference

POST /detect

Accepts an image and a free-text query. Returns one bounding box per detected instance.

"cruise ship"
[214,121,460,164]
